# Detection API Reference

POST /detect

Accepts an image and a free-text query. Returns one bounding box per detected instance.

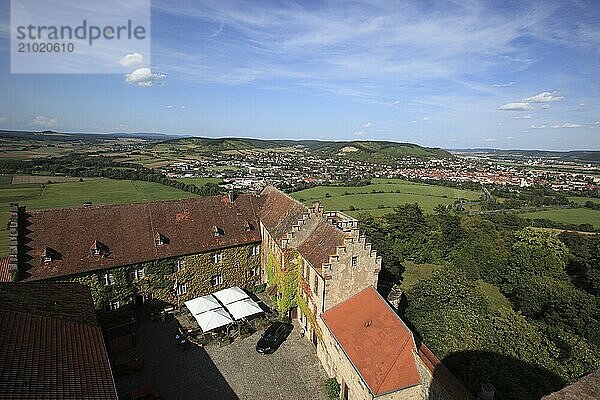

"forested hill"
[163,137,452,162]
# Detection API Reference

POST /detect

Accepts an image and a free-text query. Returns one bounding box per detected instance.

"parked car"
[112,352,143,376]
[256,321,293,354]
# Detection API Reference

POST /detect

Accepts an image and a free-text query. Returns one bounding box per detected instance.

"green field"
[568,196,600,205]
[400,261,446,291]
[478,281,512,311]
[0,179,198,256]
[176,177,223,186]
[521,207,600,229]
[291,178,481,216]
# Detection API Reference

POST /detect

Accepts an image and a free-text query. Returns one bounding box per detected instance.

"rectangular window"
[213,253,223,263]
[211,274,223,286]
[100,273,113,286]
[106,301,119,311]
[351,256,358,268]
[129,268,144,281]
[174,259,185,272]
[176,283,187,296]
[313,273,319,295]
[252,244,260,256]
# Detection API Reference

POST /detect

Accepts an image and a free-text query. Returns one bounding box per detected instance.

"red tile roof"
[258,186,308,241]
[0,283,117,399]
[0,257,10,282]
[297,219,346,271]
[21,195,262,281]
[322,287,421,396]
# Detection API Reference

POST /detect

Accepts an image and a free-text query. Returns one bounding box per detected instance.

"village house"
[8,186,470,400]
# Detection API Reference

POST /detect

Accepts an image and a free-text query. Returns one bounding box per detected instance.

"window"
[313,273,319,295]
[100,273,114,286]
[303,262,308,279]
[351,256,358,268]
[211,274,223,286]
[106,301,119,311]
[252,245,260,256]
[174,259,185,272]
[213,253,223,263]
[176,283,187,295]
[129,268,144,281]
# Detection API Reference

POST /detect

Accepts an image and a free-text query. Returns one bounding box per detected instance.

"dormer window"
[245,221,254,231]
[41,247,58,263]
[90,240,109,257]
[213,225,223,237]
[154,232,168,246]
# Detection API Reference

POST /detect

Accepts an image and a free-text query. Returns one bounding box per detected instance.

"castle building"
[8,186,470,400]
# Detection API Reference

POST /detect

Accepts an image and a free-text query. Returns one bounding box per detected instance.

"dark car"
[256,321,293,354]
[112,352,143,376]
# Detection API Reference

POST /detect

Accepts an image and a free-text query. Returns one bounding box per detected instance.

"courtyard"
[115,313,329,400]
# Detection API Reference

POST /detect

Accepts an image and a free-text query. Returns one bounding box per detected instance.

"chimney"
[312,201,323,217]
[228,191,236,204]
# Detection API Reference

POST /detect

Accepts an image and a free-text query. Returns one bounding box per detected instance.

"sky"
[0,0,599,150]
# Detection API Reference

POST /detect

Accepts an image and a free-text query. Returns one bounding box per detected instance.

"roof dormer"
[90,240,109,257]
[213,225,224,237]
[41,247,59,263]
[244,221,255,231]
[154,232,169,246]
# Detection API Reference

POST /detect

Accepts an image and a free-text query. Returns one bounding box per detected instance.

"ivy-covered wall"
[265,243,303,317]
[58,243,261,310]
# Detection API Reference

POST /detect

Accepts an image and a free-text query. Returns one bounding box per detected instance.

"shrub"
[324,377,340,399]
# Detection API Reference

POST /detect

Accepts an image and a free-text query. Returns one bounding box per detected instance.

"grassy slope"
[0,179,198,256]
[568,196,600,205]
[521,208,600,228]
[400,261,446,291]
[291,178,480,215]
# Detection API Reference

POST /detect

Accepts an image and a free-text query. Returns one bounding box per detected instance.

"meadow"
[0,178,198,256]
[521,207,600,229]
[175,177,223,186]
[291,178,481,216]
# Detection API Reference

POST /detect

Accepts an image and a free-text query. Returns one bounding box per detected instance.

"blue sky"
[1,0,599,150]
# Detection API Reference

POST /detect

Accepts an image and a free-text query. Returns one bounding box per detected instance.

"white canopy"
[192,308,233,332]
[213,286,249,305]
[184,295,221,315]
[226,298,264,320]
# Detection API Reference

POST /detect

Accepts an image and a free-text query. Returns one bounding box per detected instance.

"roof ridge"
[374,333,413,395]
[27,193,257,214]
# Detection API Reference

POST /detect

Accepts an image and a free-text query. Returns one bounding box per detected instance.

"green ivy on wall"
[265,246,302,317]
[59,243,261,311]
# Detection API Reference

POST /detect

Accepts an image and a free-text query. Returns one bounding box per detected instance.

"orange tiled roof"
[0,283,117,399]
[258,186,308,241]
[322,287,421,396]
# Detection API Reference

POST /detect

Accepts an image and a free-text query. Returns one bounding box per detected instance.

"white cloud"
[392,100,400,105]
[523,91,563,103]
[165,105,173,110]
[181,105,186,109]
[530,124,546,129]
[552,123,582,129]
[540,104,551,109]
[119,52,144,67]
[0,117,6,124]
[506,136,515,140]
[579,103,585,106]
[353,131,367,136]
[32,115,59,128]
[422,116,431,121]
[513,114,532,119]
[125,68,166,87]
[493,82,514,87]
[484,137,496,142]
[362,121,372,128]
[498,102,533,111]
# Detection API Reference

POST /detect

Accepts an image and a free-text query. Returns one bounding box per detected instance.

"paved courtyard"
[115,314,329,400]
